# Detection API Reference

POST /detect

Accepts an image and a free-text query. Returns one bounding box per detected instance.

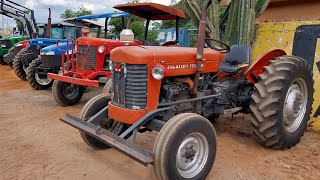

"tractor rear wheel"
[80,94,128,149]
[26,58,53,90]
[250,55,313,149]
[52,80,84,106]
[13,48,29,80]
[153,113,217,180]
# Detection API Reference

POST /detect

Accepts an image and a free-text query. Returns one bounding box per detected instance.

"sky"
[0,0,172,28]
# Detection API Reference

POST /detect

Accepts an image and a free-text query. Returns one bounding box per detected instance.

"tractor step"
[60,114,154,166]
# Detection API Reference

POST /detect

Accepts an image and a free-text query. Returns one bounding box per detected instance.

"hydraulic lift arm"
[0,0,38,38]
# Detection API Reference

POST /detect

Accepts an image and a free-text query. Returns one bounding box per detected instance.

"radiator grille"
[77,45,97,70]
[112,64,148,109]
[0,40,12,48]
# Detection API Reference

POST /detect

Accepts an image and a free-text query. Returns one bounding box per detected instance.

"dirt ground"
[0,65,320,180]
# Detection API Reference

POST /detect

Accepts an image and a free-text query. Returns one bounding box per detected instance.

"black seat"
[219,45,251,72]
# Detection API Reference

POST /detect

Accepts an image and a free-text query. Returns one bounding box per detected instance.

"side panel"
[252,21,320,130]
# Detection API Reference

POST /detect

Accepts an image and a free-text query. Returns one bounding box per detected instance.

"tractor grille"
[112,63,148,109]
[0,40,12,48]
[77,45,97,70]
[41,55,62,67]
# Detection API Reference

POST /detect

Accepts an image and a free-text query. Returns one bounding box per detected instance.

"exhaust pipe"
[192,0,213,95]
[47,8,51,38]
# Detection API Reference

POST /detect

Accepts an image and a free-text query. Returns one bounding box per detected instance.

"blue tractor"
[25,19,103,90]
[25,12,129,90]
[12,21,80,81]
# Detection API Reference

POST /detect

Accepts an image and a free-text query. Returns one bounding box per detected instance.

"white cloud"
[1,0,173,29]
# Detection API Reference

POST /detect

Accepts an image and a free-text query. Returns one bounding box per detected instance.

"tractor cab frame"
[48,3,186,106]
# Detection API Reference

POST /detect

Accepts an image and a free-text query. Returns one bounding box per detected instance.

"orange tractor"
[48,3,185,106]
[60,0,313,179]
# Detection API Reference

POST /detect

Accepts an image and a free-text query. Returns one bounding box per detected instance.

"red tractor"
[60,0,313,179]
[48,3,186,106]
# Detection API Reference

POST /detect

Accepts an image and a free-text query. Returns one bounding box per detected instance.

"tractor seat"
[219,45,251,72]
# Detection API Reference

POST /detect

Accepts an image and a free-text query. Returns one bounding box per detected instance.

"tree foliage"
[60,6,92,19]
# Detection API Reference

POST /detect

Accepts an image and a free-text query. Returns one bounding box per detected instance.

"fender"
[245,49,287,83]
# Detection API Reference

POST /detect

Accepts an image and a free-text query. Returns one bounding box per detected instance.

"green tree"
[60,6,92,19]
[161,0,194,29]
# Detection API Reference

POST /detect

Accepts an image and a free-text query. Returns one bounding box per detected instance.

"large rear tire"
[80,94,128,149]
[153,113,217,180]
[13,48,29,80]
[26,58,53,90]
[250,55,313,149]
[52,80,84,106]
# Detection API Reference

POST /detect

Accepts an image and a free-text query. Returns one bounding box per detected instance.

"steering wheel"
[139,39,151,45]
[138,39,159,46]
[205,38,230,53]
[162,41,178,46]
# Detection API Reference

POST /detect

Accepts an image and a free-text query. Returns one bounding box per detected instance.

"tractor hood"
[40,42,73,56]
[76,36,141,49]
[29,38,70,48]
[110,46,225,64]
[0,36,28,40]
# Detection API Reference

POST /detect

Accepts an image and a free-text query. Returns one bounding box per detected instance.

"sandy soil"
[0,65,319,180]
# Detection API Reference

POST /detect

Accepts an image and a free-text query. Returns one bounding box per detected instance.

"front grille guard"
[56,40,96,78]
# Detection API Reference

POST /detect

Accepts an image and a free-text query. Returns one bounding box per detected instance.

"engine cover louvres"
[77,45,97,70]
[112,63,148,109]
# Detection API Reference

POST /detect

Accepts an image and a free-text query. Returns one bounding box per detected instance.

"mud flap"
[61,114,154,166]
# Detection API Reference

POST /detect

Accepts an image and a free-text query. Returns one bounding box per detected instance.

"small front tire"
[153,113,217,180]
[80,94,128,149]
[52,80,84,106]
[26,58,53,90]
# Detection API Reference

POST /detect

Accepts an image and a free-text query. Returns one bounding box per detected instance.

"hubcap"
[35,73,53,85]
[283,78,308,133]
[176,132,209,178]
[63,83,79,99]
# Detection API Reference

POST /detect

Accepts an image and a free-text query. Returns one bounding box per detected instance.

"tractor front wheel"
[102,78,112,94]
[250,55,313,149]
[80,94,129,149]
[26,58,53,90]
[153,113,217,180]
[52,80,84,106]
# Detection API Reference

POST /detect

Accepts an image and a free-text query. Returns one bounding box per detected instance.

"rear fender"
[245,49,287,84]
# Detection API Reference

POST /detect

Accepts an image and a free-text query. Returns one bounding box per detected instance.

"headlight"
[40,51,55,56]
[109,61,113,70]
[98,45,105,53]
[152,65,165,80]
[15,43,23,47]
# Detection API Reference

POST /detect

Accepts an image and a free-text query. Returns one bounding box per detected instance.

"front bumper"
[3,52,14,64]
[61,114,154,166]
[48,73,100,87]
[35,65,60,76]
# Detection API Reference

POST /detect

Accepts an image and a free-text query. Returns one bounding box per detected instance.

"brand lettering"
[167,64,203,70]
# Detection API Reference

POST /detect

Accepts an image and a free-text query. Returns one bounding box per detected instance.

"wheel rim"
[176,132,209,178]
[35,73,53,85]
[62,83,80,99]
[283,78,308,133]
